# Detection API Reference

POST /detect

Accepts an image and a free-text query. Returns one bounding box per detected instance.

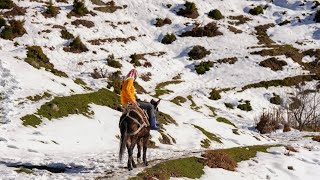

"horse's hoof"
[144,162,149,166]
[133,164,137,168]
[128,167,133,171]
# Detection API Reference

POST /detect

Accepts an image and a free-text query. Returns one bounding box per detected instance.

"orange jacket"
[120,78,136,106]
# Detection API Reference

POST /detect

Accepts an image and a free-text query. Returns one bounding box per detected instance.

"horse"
[119,99,160,171]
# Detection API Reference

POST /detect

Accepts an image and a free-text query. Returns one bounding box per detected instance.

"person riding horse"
[120,69,160,130]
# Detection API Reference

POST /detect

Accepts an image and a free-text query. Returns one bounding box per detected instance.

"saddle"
[119,103,150,135]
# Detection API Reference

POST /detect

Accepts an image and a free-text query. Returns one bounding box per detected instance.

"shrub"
[180,22,222,37]
[176,1,199,19]
[130,53,142,66]
[154,18,172,27]
[249,6,264,15]
[68,0,89,17]
[107,54,122,68]
[270,93,282,105]
[237,100,252,111]
[60,29,74,39]
[315,10,320,23]
[71,19,94,28]
[63,36,88,53]
[107,71,122,94]
[0,16,6,28]
[259,57,287,71]
[43,0,59,18]
[188,45,210,60]
[202,151,237,171]
[209,89,221,100]
[256,111,280,134]
[161,33,176,44]
[195,61,213,74]
[1,20,26,40]
[312,136,320,142]
[283,123,291,132]
[224,102,234,109]
[0,0,14,9]
[208,9,223,20]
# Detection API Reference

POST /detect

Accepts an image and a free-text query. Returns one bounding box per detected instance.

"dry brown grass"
[71,19,95,28]
[202,151,237,171]
[312,136,320,142]
[88,36,136,45]
[228,15,252,25]
[259,57,287,71]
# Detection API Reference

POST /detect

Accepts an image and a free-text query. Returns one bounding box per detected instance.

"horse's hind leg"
[137,138,142,163]
[126,138,133,171]
[130,137,139,168]
[143,134,150,166]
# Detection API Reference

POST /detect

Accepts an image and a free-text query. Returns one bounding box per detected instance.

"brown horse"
[119,99,160,171]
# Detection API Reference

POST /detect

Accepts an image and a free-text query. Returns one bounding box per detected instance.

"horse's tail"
[119,120,127,162]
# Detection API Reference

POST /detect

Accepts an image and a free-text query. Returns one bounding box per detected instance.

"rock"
[52,104,59,112]
[288,166,294,170]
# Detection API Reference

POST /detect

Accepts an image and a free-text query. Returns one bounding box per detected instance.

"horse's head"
[150,99,160,112]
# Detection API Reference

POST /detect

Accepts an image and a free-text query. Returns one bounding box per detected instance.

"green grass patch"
[27,92,51,102]
[157,111,177,126]
[15,168,34,174]
[187,95,201,110]
[154,80,183,98]
[154,89,172,98]
[129,157,204,180]
[209,89,221,100]
[224,102,234,109]
[193,124,222,143]
[201,138,211,148]
[216,117,236,128]
[241,75,319,91]
[171,96,187,106]
[205,105,217,117]
[207,145,279,163]
[21,89,120,127]
[237,100,252,111]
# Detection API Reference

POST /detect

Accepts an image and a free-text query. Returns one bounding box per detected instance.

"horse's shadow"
[0,160,95,174]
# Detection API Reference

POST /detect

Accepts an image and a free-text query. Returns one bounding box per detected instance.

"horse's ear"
[156,99,161,106]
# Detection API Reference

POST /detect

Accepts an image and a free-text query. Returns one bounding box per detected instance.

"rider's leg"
[138,101,159,130]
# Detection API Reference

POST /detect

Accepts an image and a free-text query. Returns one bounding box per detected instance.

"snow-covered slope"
[0,0,319,179]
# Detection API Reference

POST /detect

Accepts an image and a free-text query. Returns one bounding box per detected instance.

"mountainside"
[0,0,320,179]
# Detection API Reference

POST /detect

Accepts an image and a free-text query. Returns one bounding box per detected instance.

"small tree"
[208,9,224,20]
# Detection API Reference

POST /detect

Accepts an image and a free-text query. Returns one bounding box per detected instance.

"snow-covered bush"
[237,100,252,111]
[249,6,264,15]
[208,9,224,20]
[188,45,210,60]
[161,33,176,44]
[0,20,26,40]
[176,1,199,19]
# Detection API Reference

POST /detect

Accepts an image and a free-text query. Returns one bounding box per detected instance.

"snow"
[0,0,320,179]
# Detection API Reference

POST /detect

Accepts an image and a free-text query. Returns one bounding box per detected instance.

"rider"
[120,69,160,130]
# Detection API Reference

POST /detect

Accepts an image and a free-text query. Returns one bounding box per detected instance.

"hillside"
[0,0,320,179]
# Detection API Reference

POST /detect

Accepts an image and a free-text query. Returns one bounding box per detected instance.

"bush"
[0,16,6,28]
[202,151,237,171]
[315,10,320,23]
[0,20,26,40]
[256,111,280,134]
[209,89,221,100]
[60,29,74,39]
[249,6,264,15]
[224,103,234,109]
[107,54,122,68]
[0,0,14,9]
[237,100,252,111]
[154,18,172,27]
[68,0,89,17]
[176,1,199,19]
[63,36,88,53]
[161,33,176,44]
[270,93,282,105]
[107,71,122,94]
[283,123,291,132]
[195,61,213,74]
[208,9,224,20]
[130,53,142,66]
[259,57,287,71]
[188,45,210,60]
[180,22,222,37]
[312,136,320,142]
[44,0,59,18]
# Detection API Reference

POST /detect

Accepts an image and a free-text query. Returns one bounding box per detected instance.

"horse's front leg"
[137,138,142,163]
[143,134,149,166]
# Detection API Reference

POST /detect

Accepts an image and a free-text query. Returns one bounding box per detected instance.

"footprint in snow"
[28,149,38,153]
[7,145,18,149]
[0,137,7,142]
